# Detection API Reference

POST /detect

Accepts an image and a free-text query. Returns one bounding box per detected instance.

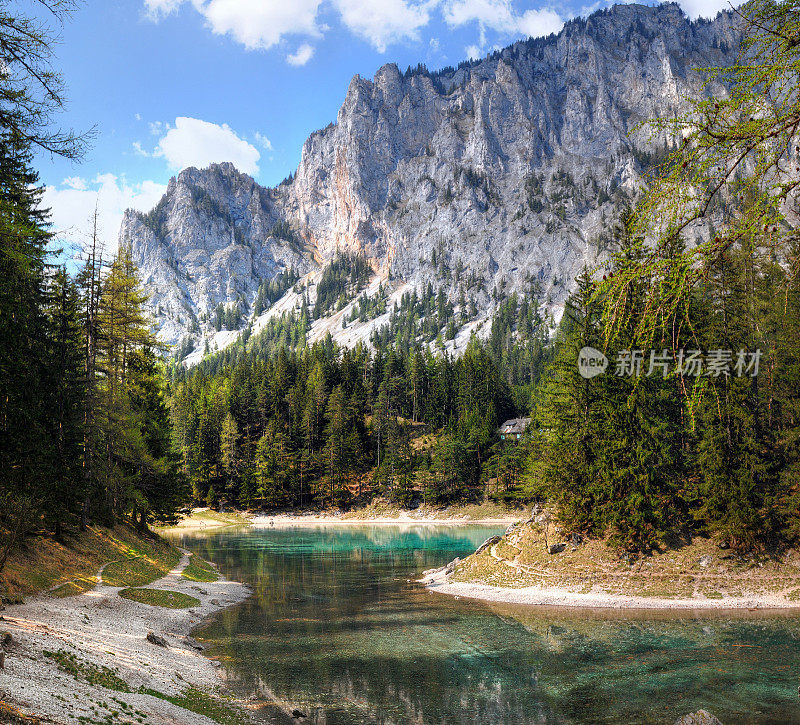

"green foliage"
[168,336,519,510]
[43,650,131,692]
[118,588,200,608]
[314,252,372,318]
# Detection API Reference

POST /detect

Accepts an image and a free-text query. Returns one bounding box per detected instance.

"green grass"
[43,649,130,692]
[181,555,219,583]
[0,524,181,599]
[101,536,180,588]
[50,575,98,598]
[118,588,200,608]
[139,687,251,725]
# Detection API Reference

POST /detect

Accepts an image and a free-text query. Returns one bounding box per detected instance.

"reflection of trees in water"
[171,529,800,725]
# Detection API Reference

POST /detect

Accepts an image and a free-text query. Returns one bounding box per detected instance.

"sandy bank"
[0,552,255,724]
[422,567,800,611]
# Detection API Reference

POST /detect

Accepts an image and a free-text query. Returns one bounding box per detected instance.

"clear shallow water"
[169,525,800,724]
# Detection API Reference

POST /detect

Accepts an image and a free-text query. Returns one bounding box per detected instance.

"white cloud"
[144,0,185,18]
[44,175,167,256]
[444,0,516,31]
[287,43,315,66]
[154,117,261,175]
[444,0,563,39]
[200,0,322,50]
[254,132,273,150]
[466,43,482,59]
[62,176,87,191]
[149,120,168,136]
[676,0,732,19]
[332,0,432,52]
[132,141,151,157]
[135,112,142,121]
[517,8,563,37]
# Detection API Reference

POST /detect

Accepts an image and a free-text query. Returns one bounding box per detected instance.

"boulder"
[698,555,713,568]
[548,543,566,555]
[183,636,205,651]
[475,535,502,555]
[673,710,723,725]
[1,631,12,648]
[146,632,169,648]
[444,557,461,574]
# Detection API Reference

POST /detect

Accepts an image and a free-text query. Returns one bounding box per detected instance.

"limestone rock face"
[123,3,740,353]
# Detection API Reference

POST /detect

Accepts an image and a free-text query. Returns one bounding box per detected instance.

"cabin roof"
[499,417,532,435]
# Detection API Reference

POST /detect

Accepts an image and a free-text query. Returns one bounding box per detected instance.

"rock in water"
[674,710,724,725]
[146,632,169,648]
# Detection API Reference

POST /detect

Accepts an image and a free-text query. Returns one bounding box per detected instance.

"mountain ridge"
[121,2,741,360]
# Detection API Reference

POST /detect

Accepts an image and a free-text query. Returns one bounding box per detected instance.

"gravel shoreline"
[0,551,254,724]
[251,513,517,527]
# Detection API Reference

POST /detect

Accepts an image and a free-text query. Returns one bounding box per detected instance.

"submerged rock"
[674,710,724,725]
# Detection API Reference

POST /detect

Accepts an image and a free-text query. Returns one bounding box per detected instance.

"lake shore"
[422,566,800,610]
[0,550,260,725]
[161,504,521,533]
[421,519,800,611]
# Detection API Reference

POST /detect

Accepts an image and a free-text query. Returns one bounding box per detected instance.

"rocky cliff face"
[122,2,740,354]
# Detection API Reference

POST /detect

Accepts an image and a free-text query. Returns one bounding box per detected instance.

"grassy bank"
[0,524,181,601]
[449,520,800,603]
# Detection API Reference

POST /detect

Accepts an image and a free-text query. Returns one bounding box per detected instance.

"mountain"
[120,2,740,360]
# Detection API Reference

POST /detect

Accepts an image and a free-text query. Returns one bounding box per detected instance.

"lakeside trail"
[0,551,257,724]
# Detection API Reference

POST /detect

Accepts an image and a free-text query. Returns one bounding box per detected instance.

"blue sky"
[36,0,731,253]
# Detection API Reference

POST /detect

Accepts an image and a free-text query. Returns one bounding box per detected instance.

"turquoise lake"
[170,524,800,724]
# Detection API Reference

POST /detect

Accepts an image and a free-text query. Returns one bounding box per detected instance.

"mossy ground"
[118,588,200,608]
[0,524,181,599]
[450,521,800,601]
[181,555,219,583]
[139,687,251,725]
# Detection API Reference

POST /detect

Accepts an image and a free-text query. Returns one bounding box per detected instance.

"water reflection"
[168,526,800,725]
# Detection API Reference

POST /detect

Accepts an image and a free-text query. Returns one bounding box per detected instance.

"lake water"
[169,524,800,724]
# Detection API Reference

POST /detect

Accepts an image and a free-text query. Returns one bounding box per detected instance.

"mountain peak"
[123,4,740,361]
